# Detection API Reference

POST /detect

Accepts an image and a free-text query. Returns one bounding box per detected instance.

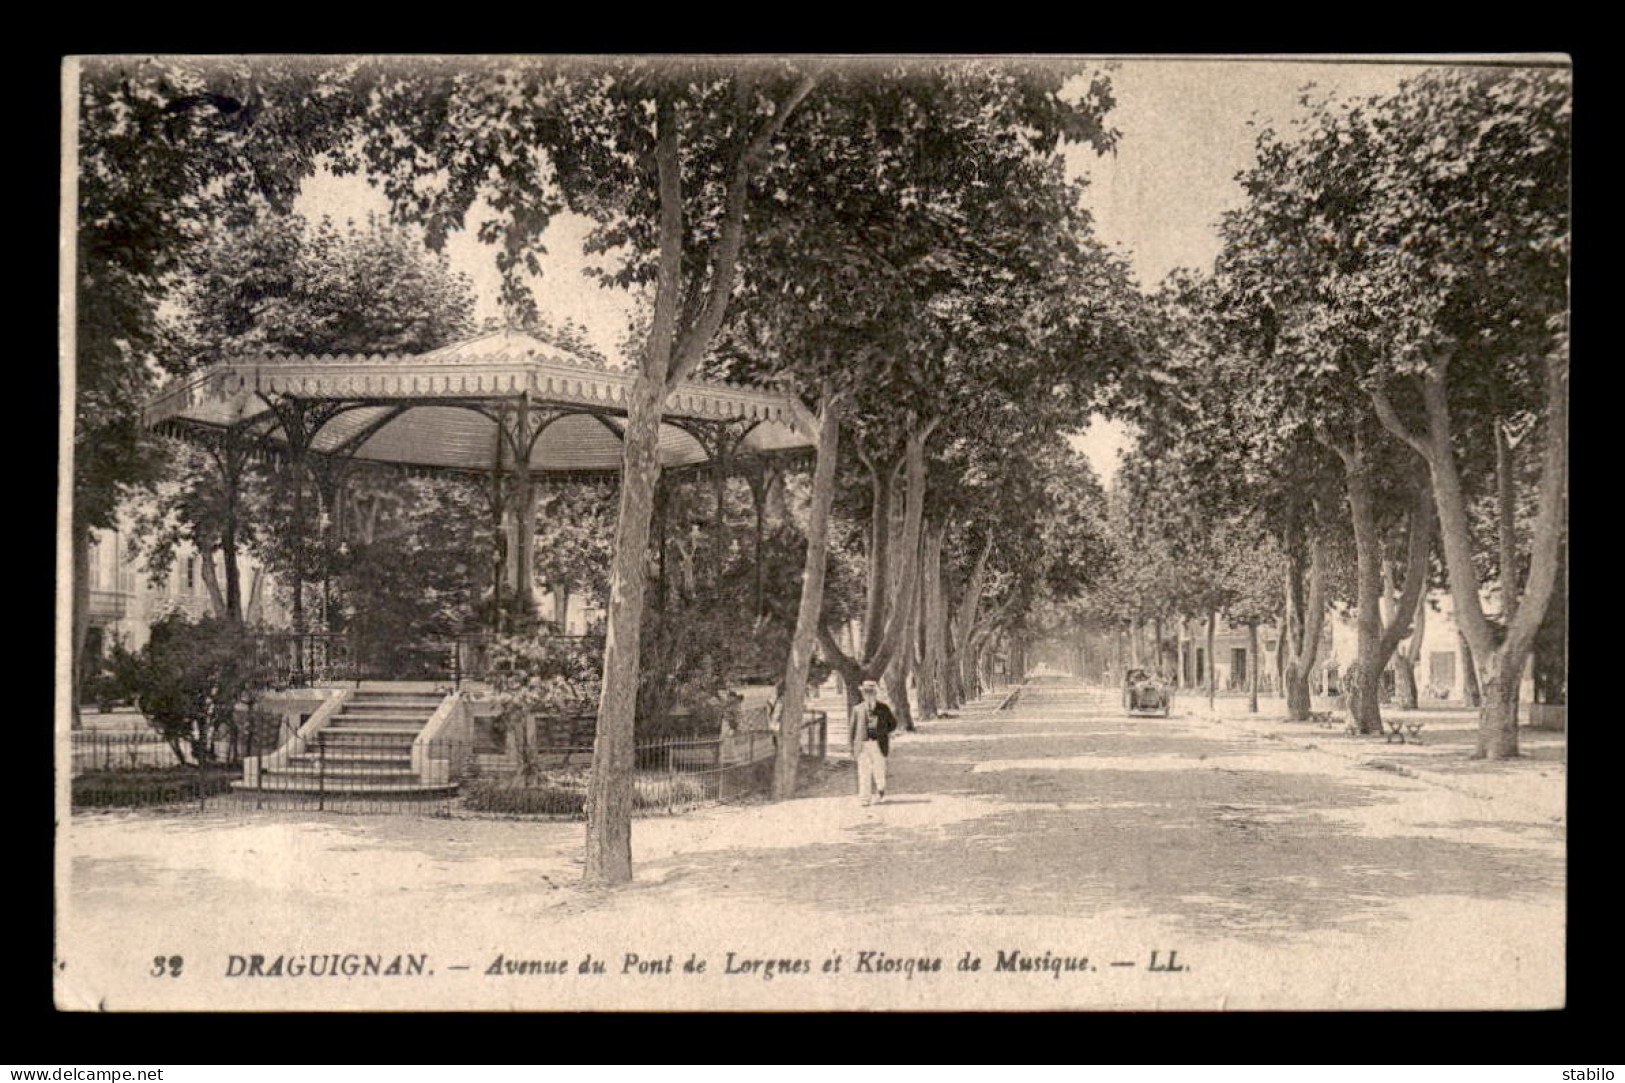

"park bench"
[1384,717,1425,744]
[1333,714,1425,743]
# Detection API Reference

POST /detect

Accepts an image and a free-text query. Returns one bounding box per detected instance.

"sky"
[292,57,1442,485]
[1057,58,1432,483]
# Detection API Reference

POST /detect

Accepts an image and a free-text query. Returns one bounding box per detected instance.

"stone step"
[310,737,418,750]
[287,752,414,767]
[347,696,445,706]
[332,713,436,725]
[350,687,447,695]
[336,699,438,708]
[318,727,423,738]
[267,765,420,781]
[231,779,459,796]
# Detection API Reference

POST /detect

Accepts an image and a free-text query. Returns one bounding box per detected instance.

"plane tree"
[1118,231,1424,732]
[71,56,359,722]
[1218,67,1569,756]
[1363,68,1569,757]
[1214,89,1450,737]
[707,60,1125,783]
[128,214,478,629]
[343,56,821,881]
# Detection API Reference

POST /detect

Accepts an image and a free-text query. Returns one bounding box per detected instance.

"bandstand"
[141,330,815,794]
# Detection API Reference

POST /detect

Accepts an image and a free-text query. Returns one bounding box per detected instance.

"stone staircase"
[236,685,461,795]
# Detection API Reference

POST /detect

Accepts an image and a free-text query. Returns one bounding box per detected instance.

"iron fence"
[69,710,828,819]
[72,726,295,777]
[72,731,185,774]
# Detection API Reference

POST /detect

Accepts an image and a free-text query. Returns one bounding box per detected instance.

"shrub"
[461,779,586,816]
[73,766,236,808]
[633,773,708,811]
[485,634,603,753]
[459,771,709,816]
[125,614,275,765]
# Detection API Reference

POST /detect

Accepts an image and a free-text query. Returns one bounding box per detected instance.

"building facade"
[83,517,291,663]
[1178,591,1531,707]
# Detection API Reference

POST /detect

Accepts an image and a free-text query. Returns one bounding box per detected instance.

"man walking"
[849,679,898,806]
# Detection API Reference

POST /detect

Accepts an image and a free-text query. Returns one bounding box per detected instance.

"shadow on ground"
[635,695,1565,943]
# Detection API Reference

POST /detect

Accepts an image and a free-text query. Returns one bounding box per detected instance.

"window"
[1428,651,1456,698]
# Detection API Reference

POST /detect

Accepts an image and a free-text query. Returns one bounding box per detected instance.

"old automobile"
[1122,667,1171,717]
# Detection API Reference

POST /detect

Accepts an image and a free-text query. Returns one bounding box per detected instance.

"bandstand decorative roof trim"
[141,330,818,477]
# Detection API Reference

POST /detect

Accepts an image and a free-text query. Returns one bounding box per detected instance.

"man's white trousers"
[857,739,887,803]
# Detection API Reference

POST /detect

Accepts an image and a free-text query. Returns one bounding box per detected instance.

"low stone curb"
[1188,708,1565,825]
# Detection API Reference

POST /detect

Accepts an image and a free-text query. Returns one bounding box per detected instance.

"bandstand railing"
[253,632,604,688]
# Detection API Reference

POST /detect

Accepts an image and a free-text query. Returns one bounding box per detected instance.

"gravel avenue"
[60,680,1564,1011]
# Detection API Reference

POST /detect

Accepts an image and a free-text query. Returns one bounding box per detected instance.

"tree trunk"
[941,600,961,710]
[1327,432,1386,736]
[1282,528,1327,721]
[1531,542,1567,706]
[1247,621,1260,714]
[584,369,666,886]
[221,540,242,624]
[773,391,841,800]
[488,430,508,632]
[1495,419,1520,628]
[885,553,919,732]
[514,466,537,620]
[951,534,992,703]
[918,522,946,720]
[1478,657,1523,760]
[582,90,690,888]
[750,466,767,618]
[1395,589,1426,710]
[1205,610,1217,711]
[885,657,913,733]
[1285,666,1311,719]
[553,584,570,634]
[817,424,935,693]
[1394,652,1419,710]
[1274,613,1287,696]
[861,464,894,662]
[71,525,91,730]
[290,463,306,640]
[911,532,930,719]
[1459,630,1482,707]
[199,549,227,619]
[220,438,244,622]
[246,566,265,625]
[314,467,341,637]
[1373,351,1566,759]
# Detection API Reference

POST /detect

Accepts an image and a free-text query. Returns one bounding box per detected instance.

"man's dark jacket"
[853,700,899,756]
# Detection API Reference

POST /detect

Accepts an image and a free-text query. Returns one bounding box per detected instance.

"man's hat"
[860,680,880,692]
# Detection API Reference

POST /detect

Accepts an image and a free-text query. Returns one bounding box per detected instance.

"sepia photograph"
[57,52,1570,1012]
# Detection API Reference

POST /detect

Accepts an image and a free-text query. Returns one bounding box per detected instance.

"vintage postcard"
[57,53,1569,1011]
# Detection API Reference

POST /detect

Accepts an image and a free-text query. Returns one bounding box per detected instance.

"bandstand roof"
[142,330,816,477]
